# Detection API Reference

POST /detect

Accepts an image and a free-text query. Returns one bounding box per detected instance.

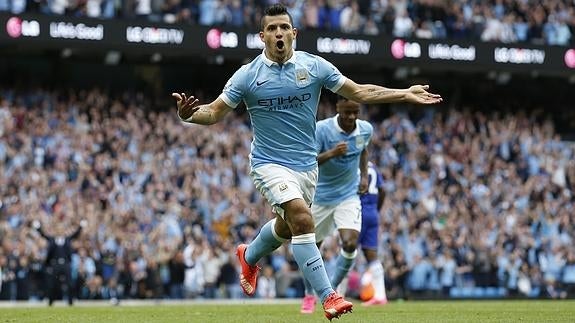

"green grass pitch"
[1,300,574,323]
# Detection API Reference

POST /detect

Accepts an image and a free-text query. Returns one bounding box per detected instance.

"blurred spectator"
[286,0,305,29]
[228,0,244,27]
[217,249,242,299]
[33,219,86,305]
[198,0,218,26]
[393,9,414,37]
[340,0,364,33]
[168,250,186,299]
[275,259,304,298]
[544,15,572,45]
[201,246,225,298]
[0,255,15,300]
[256,265,276,298]
[363,16,379,35]
[72,247,97,299]
[562,252,575,295]
[437,250,456,297]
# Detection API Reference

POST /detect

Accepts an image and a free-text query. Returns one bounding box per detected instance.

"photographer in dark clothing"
[33,219,86,306]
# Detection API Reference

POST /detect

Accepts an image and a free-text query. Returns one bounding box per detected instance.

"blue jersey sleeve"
[316,56,345,92]
[220,65,248,108]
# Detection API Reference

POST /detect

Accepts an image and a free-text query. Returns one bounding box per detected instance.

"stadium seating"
[1,86,574,302]
[2,0,573,46]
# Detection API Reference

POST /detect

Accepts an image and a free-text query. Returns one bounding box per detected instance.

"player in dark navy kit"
[358,161,388,305]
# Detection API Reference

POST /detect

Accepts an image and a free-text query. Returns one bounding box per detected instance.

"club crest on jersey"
[356,135,365,148]
[279,182,288,192]
[295,69,310,86]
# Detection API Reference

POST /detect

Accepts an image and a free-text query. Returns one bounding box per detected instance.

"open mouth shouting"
[276,40,285,50]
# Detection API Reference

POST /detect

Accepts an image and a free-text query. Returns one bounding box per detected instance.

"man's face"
[336,101,360,132]
[260,14,297,62]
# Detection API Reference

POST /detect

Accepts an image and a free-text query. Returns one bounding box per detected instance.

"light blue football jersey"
[220,50,345,171]
[314,116,373,205]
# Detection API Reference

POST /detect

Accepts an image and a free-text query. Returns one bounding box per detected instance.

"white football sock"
[369,260,387,299]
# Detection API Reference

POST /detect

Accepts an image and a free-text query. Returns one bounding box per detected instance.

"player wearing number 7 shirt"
[300,97,373,314]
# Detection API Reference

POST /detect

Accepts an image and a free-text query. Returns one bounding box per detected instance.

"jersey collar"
[332,115,360,136]
[262,49,296,67]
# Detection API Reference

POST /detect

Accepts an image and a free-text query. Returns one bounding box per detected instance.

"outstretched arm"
[336,79,442,105]
[68,219,87,240]
[32,220,50,240]
[172,93,233,125]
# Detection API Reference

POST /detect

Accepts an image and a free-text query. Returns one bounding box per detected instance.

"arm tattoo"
[366,87,398,100]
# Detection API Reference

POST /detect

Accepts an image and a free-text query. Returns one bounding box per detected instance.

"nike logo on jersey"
[306,257,321,267]
[256,80,269,86]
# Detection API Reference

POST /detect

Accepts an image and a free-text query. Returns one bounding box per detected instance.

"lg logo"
[565,49,575,69]
[6,17,40,38]
[391,39,421,59]
[206,29,238,49]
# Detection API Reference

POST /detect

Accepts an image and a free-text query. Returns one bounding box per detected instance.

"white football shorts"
[250,163,318,219]
[312,196,362,243]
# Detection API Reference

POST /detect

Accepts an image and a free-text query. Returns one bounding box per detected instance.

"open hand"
[405,85,442,105]
[172,92,200,120]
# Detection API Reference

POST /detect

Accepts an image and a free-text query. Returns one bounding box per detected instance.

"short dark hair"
[336,96,360,109]
[260,4,294,31]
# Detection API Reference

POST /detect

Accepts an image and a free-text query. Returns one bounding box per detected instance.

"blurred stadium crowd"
[1,0,574,45]
[1,87,574,302]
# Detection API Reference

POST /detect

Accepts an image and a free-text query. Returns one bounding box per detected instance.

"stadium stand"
[0,81,574,301]
[1,0,573,45]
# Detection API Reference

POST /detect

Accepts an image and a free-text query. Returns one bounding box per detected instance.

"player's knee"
[282,200,314,234]
[289,214,314,234]
[341,240,358,253]
[339,230,360,252]
[273,217,292,239]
